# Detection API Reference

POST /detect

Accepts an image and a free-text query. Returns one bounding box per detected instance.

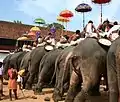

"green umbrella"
[34,18,46,26]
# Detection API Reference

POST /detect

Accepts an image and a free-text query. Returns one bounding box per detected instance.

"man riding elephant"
[65,37,109,102]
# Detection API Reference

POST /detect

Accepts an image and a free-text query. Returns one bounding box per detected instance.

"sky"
[0,0,120,31]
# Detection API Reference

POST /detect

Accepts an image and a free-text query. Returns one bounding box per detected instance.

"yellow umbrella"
[17,36,30,41]
[57,16,70,22]
[30,26,41,32]
[57,16,70,35]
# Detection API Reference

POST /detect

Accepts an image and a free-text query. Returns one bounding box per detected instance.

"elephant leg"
[26,73,35,90]
[107,64,118,101]
[34,75,44,94]
[65,71,81,102]
[22,72,30,89]
[53,64,67,102]
[74,71,100,102]
[90,76,101,96]
[73,79,92,102]
[53,76,64,101]
[34,83,43,95]
[108,71,118,102]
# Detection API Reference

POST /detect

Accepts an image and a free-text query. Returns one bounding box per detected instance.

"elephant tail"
[60,51,73,93]
[49,54,60,85]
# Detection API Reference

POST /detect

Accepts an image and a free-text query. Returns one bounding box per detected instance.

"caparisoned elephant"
[25,46,47,89]
[34,48,62,94]
[53,46,75,102]
[107,36,120,102]
[65,37,108,102]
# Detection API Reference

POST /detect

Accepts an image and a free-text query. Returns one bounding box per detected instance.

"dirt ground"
[1,82,109,102]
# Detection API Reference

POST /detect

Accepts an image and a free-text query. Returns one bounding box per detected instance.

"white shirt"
[0,66,3,76]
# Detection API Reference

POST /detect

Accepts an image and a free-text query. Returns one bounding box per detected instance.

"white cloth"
[56,42,70,48]
[105,25,120,41]
[86,23,93,34]
[47,38,56,46]
[22,48,31,52]
[0,66,3,76]
[85,23,94,37]
[17,75,23,83]
[37,42,46,47]
[107,25,120,37]
[70,38,85,46]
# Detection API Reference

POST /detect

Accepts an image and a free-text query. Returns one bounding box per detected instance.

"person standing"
[8,65,18,101]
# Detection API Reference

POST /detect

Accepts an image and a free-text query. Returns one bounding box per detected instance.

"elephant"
[107,36,120,102]
[3,54,12,79]
[19,51,31,89]
[65,37,109,102]
[3,51,27,79]
[25,46,48,89]
[34,48,62,94]
[20,51,31,71]
[53,46,75,102]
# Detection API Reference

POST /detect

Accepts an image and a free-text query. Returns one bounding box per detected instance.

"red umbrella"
[59,10,73,18]
[92,0,111,23]
[59,10,73,35]
[92,0,111,4]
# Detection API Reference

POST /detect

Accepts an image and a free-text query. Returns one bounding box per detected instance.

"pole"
[66,22,67,35]
[101,4,103,23]
[83,12,85,29]
[61,22,64,36]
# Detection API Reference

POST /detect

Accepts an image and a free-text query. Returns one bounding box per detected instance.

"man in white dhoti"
[84,20,98,38]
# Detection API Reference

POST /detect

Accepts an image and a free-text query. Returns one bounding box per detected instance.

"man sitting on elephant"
[70,30,85,46]
[37,36,46,47]
[56,35,70,49]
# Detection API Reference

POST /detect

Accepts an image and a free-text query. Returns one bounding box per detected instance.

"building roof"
[0,21,74,40]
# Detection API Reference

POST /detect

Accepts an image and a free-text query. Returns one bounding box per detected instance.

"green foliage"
[47,22,65,29]
[13,20,22,24]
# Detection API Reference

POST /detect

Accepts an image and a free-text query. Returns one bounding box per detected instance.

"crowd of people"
[19,19,120,52]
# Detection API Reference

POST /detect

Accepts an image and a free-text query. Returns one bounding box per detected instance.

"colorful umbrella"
[92,0,111,23]
[30,26,41,32]
[34,18,45,26]
[57,16,70,22]
[57,16,70,35]
[59,10,73,18]
[75,3,92,28]
[92,0,111,4]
